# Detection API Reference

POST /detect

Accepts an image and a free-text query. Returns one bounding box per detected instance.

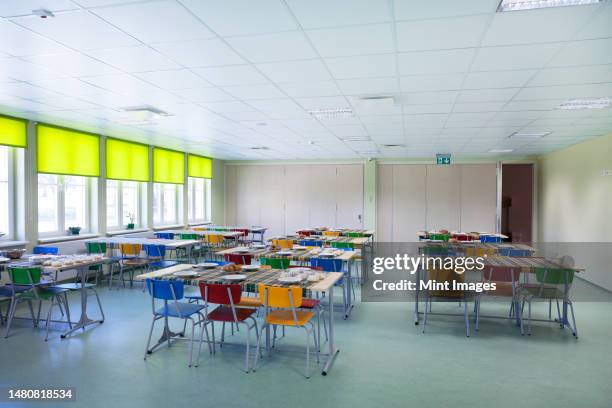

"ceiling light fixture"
[308,107,353,120]
[356,150,379,156]
[341,136,370,142]
[32,9,55,18]
[488,148,515,153]
[557,97,612,110]
[509,131,551,139]
[118,105,172,126]
[249,146,269,150]
[497,0,604,12]
[382,144,405,148]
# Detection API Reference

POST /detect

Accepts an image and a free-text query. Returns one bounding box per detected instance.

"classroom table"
[135,263,342,375]
[196,226,268,243]
[275,234,370,248]
[298,227,374,238]
[413,256,580,336]
[165,229,244,239]
[419,241,536,257]
[85,237,200,263]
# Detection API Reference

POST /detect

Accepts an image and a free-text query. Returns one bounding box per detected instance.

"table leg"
[414,267,420,325]
[322,285,339,376]
[61,266,104,338]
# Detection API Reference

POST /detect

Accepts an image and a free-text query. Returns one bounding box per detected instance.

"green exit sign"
[436,153,451,165]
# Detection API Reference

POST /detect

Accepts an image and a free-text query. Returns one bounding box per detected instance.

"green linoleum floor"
[1,282,611,408]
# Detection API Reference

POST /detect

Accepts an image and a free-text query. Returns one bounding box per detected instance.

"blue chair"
[33,246,59,255]
[154,232,175,240]
[300,239,322,247]
[144,279,210,366]
[310,258,348,315]
[144,245,179,270]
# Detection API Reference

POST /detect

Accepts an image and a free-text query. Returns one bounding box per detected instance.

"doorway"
[501,164,534,242]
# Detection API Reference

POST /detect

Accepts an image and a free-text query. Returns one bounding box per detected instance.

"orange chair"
[118,243,149,288]
[206,234,225,246]
[272,239,292,249]
[322,231,341,237]
[254,284,318,378]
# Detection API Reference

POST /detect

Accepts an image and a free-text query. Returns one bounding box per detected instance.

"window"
[0,146,13,240]
[153,183,182,226]
[107,180,143,230]
[38,174,93,236]
[188,177,211,223]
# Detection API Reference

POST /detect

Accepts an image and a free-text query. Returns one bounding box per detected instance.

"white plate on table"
[0,256,10,263]
[222,274,247,281]
[195,262,218,269]
[174,271,197,278]
[242,265,259,271]
[252,244,266,249]
[278,276,303,283]
[276,250,293,256]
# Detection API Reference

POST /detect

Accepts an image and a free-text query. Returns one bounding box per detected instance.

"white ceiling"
[1,0,611,160]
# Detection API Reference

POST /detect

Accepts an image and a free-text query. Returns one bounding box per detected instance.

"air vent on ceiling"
[249,146,269,150]
[354,95,397,111]
[308,108,353,119]
[119,105,172,125]
[382,144,405,148]
[557,97,612,110]
[497,0,604,12]
[508,131,551,139]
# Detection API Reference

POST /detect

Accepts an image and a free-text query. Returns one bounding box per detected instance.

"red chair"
[297,230,312,237]
[224,253,252,265]
[197,282,259,372]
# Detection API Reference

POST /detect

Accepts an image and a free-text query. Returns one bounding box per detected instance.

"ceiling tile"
[306,24,394,58]
[80,73,159,95]
[482,6,595,46]
[91,1,214,43]
[247,98,310,119]
[181,0,297,36]
[549,38,612,67]
[453,102,505,113]
[286,0,390,29]
[403,104,453,115]
[256,59,331,82]
[152,39,245,68]
[514,83,612,101]
[192,65,269,86]
[135,69,212,90]
[14,10,139,50]
[394,0,498,20]
[396,15,489,52]
[400,73,464,92]
[226,31,317,63]
[200,101,255,113]
[0,21,69,56]
[325,54,396,79]
[398,49,476,75]
[28,77,114,96]
[0,57,61,81]
[222,84,285,100]
[276,80,341,97]
[337,77,398,95]
[472,43,561,71]
[457,88,519,103]
[528,64,612,87]
[171,87,235,103]
[0,0,77,17]
[294,96,349,110]
[401,91,458,105]
[24,52,120,76]
[463,69,535,89]
[87,46,180,72]
[574,3,612,40]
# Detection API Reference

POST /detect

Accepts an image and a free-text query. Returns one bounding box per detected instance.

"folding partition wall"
[377,164,497,242]
[224,164,364,237]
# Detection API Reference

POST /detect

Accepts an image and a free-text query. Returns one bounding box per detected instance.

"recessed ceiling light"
[557,97,612,110]
[382,144,405,148]
[118,105,172,125]
[509,131,551,139]
[308,108,353,119]
[497,0,604,12]
[488,148,515,153]
[249,146,269,150]
[341,136,370,142]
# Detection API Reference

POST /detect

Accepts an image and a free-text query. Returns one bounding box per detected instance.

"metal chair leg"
[144,317,157,360]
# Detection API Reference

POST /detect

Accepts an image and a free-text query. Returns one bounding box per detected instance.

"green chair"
[331,241,354,250]
[4,266,72,341]
[179,233,201,262]
[345,232,365,238]
[260,257,290,270]
[517,268,577,337]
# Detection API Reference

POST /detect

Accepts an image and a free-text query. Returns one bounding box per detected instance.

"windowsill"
[107,228,150,236]
[188,221,212,227]
[0,240,29,249]
[38,233,100,244]
[153,224,185,231]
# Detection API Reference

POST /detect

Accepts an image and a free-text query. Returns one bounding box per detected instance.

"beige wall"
[538,133,612,290]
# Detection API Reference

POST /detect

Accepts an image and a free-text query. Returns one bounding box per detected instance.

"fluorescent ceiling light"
[118,105,172,126]
[308,107,353,119]
[488,148,515,153]
[509,131,551,139]
[341,136,370,142]
[497,0,604,12]
[356,150,379,155]
[382,144,405,148]
[249,146,269,150]
[557,97,612,110]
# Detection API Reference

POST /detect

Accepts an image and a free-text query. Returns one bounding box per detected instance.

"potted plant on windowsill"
[68,226,81,236]
[126,213,136,230]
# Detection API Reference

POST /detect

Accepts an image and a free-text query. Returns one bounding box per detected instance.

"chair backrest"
[121,243,142,256]
[206,234,224,245]
[322,231,340,237]
[154,232,175,240]
[199,282,242,305]
[331,241,354,250]
[272,239,292,249]
[482,266,519,283]
[9,266,42,285]
[480,234,502,243]
[146,279,184,300]
[144,244,166,258]
[33,246,59,255]
[300,239,322,247]
[345,232,364,238]
[535,268,574,285]
[429,233,450,242]
[224,253,252,265]
[258,284,303,308]
[260,257,290,270]
[180,233,197,240]
[86,241,106,254]
[297,230,312,237]
[310,258,342,272]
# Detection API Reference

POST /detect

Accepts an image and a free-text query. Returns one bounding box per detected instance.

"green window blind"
[106,138,150,182]
[37,124,100,177]
[188,154,212,179]
[0,115,27,148]
[153,147,184,184]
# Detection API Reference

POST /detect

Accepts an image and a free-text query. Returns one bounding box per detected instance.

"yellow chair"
[254,284,318,378]
[119,243,149,288]
[272,239,292,249]
[322,231,340,237]
[206,233,225,246]
[192,227,206,231]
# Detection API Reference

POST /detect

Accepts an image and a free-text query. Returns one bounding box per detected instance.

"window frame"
[38,174,93,237]
[106,180,143,231]
[187,177,211,224]
[153,182,183,227]
[0,146,15,241]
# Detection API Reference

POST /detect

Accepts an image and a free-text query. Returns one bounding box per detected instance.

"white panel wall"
[225,163,364,237]
[377,164,497,241]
